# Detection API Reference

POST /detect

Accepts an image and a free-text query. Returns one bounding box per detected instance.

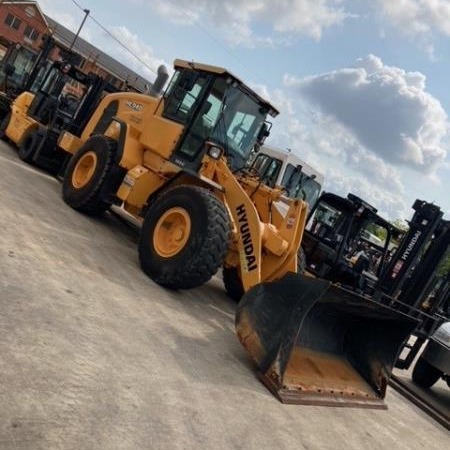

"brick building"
[0,0,152,92]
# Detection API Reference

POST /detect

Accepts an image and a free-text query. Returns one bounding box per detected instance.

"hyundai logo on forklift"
[236,204,258,272]
[401,230,422,261]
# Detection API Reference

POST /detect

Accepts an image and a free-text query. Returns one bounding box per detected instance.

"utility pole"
[69,8,90,51]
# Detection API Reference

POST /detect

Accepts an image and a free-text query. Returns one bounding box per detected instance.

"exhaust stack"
[149,64,169,97]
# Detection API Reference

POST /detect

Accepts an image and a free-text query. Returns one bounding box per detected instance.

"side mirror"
[257,122,270,146]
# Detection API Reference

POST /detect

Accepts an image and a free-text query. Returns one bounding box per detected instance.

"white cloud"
[254,86,408,218]
[377,0,450,56]
[149,0,353,45]
[282,112,408,218]
[108,26,171,81]
[324,168,409,220]
[285,54,449,174]
[378,0,450,37]
[37,0,169,83]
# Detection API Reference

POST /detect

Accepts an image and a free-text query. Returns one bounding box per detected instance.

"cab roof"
[259,145,325,185]
[174,59,279,117]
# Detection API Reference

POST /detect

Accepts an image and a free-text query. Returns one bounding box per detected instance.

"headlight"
[208,145,223,160]
[432,322,450,347]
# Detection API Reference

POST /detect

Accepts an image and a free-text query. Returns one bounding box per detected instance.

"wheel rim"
[153,207,191,258]
[71,151,97,189]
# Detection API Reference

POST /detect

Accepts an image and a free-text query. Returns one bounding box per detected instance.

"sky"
[37,0,450,221]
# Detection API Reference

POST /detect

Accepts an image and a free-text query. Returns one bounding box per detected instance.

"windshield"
[166,73,269,170]
[307,202,346,242]
[248,153,282,187]
[209,84,268,170]
[284,176,321,205]
[281,165,322,205]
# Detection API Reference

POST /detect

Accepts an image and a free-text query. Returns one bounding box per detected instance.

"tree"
[437,251,450,277]
[391,218,409,232]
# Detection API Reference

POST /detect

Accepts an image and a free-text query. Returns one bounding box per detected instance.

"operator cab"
[17,61,119,172]
[26,62,117,134]
[247,146,324,206]
[162,60,279,171]
[302,192,394,294]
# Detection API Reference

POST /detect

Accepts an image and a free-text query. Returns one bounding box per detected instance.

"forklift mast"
[22,35,56,92]
[375,200,449,369]
[27,61,118,134]
[397,220,450,311]
[380,200,444,298]
[0,34,56,95]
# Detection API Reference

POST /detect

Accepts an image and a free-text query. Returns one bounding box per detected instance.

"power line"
[164,0,274,88]
[67,0,157,76]
[72,0,273,88]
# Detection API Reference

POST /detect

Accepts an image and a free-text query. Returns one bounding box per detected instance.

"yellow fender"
[7,92,39,145]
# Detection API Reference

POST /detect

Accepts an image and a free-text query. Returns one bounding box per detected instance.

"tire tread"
[139,185,231,289]
[63,136,117,215]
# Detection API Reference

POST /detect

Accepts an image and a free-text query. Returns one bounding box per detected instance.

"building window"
[24,26,39,41]
[105,74,118,86]
[4,13,22,30]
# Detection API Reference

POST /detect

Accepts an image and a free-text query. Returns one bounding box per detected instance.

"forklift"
[301,192,396,294]
[301,194,449,369]
[375,201,450,369]
[0,34,56,121]
[1,59,120,173]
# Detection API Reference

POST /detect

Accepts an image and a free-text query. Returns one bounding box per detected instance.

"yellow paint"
[57,131,83,155]
[12,92,35,112]
[199,156,308,291]
[103,121,121,141]
[139,115,183,160]
[117,165,167,210]
[71,151,97,189]
[152,207,191,257]
[6,92,39,144]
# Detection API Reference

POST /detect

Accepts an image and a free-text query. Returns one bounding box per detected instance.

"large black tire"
[18,128,42,163]
[223,267,244,302]
[62,135,119,216]
[0,112,11,140]
[412,356,442,388]
[139,185,231,289]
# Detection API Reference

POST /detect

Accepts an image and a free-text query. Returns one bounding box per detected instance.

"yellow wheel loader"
[58,59,416,408]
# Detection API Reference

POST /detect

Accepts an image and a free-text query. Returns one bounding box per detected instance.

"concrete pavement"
[0,141,448,450]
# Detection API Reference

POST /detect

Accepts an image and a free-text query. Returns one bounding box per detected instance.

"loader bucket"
[236,273,417,408]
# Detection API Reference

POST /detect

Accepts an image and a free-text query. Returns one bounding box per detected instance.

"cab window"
[250,154,282,187]
[163,69,209,124]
